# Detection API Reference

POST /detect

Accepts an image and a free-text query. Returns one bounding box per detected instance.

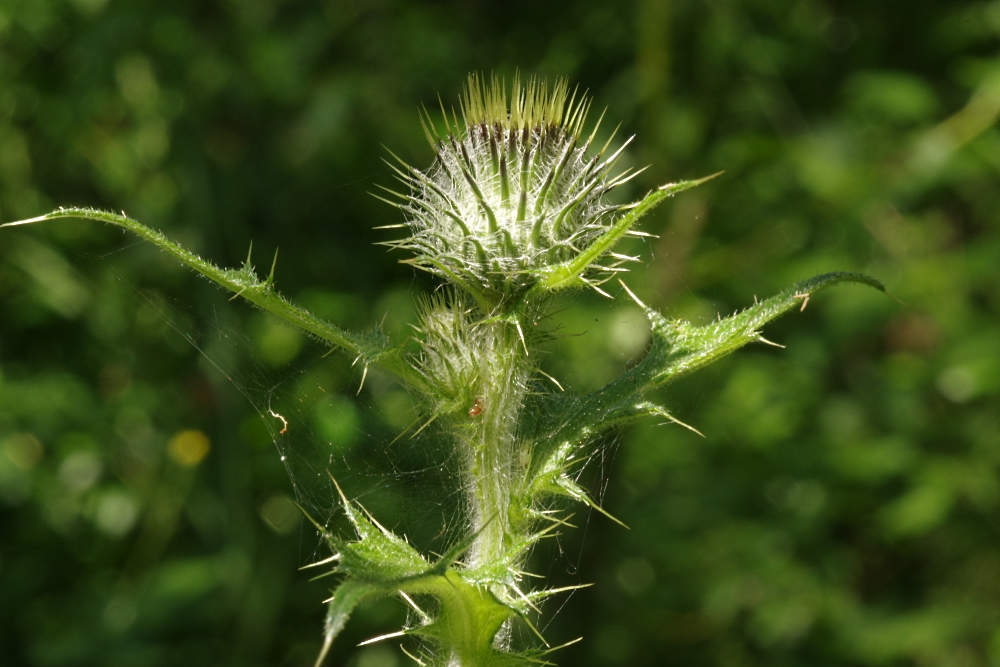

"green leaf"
[523,272,886,492]
[638,271,886,387]
[317,476,433,582]
[314,579,379,667]
[2,208,425,390]
[307,483,536,666]
[532,172,722,294]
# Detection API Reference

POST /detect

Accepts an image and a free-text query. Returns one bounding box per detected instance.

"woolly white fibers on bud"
[379,73,644,311]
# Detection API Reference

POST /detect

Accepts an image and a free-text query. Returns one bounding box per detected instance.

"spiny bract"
[379,73,646,309]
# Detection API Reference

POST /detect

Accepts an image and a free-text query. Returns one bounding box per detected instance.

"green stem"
[466,320,530,572]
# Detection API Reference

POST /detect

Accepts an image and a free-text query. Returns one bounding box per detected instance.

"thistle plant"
[3,74,885,667]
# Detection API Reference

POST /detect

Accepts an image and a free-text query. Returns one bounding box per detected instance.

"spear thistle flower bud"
[378,73,650,312]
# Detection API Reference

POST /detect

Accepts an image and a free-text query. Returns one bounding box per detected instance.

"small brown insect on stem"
[468,397,484,417]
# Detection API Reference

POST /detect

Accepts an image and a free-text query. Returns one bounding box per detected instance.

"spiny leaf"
[328,476,429,581]
[310,488,531,666]
[315,579,378,667]
[549,476,629,529]
[532,172,722,294]
[638,271,886,387]
[1,208,425,390]
[522,394,679,491]
[524,271,886,486]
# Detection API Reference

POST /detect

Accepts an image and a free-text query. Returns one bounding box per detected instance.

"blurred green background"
[2,0,1000,665]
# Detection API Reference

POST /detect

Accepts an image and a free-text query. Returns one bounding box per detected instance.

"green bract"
[3,74,886,667]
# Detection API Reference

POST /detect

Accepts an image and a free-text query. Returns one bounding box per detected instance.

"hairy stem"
[466,320,531,572]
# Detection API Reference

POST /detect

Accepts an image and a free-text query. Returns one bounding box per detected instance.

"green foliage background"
[2,0,999,665]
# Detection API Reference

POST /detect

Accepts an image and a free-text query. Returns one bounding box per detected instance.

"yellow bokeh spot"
[168,430,210,467]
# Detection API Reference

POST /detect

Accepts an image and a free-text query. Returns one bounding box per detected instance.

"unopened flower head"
[378,73,644,310]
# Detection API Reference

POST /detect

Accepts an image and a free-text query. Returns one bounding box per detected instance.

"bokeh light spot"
[168,429,211,466]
